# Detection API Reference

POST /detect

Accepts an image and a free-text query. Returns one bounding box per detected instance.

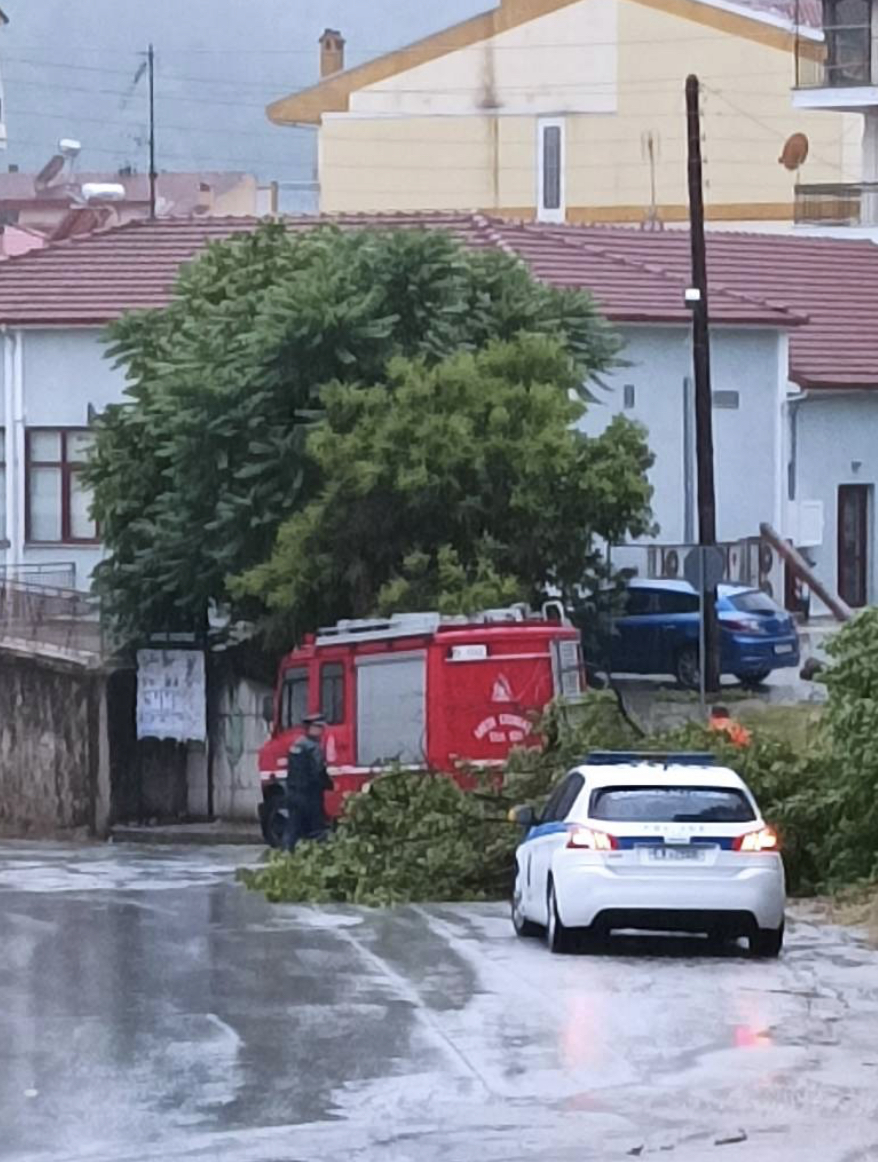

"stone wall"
[0,646,111,837]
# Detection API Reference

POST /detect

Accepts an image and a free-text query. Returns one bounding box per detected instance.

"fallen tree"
[242,613,878,906]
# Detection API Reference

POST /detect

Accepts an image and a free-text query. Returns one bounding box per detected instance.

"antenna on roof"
[640,131,663,232]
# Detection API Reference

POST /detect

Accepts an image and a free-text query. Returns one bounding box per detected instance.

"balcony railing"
[795,181,878,226]
[795,14,876,89]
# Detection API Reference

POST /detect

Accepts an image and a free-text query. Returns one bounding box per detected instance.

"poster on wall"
[136,650,206,742]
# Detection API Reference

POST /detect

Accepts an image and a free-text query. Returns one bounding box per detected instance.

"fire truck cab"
[258,605,584,846]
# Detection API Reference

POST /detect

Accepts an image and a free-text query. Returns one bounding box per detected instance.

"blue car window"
[625,589,658,616]
[729,591,779,615]
[655,591,700,614]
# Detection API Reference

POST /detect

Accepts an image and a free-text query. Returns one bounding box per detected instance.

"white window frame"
[537,117,566,224]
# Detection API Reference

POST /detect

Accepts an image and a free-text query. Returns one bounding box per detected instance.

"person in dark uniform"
[282,714,333,852]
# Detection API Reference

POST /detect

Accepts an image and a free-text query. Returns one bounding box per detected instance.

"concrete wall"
[211,676,271,822]
[0,647,110,836]
[318,0,861,221]
[796,391,878,605]
[580,324,787,546]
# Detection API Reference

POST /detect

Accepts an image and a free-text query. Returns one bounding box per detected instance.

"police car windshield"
[590,785,756,824]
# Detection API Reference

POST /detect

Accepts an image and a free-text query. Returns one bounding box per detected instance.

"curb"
[110,824,264,847]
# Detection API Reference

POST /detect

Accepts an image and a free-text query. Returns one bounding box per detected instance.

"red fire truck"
[257,605,584,846]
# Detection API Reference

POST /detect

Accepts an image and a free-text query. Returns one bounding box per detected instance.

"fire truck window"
[320,662,345,725]
[281,668,309,730]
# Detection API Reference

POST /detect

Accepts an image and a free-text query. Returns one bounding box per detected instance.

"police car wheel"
[511,891,541,939]
[546,880,573,954]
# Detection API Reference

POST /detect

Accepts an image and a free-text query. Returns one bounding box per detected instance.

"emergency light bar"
[585,751,718,767]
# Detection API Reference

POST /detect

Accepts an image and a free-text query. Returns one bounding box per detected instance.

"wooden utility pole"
[685,74,720,693]
[148,43,157,219]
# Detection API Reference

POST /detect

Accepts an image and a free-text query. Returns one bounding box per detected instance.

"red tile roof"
[532,223,878,390]
[0,212,873,389]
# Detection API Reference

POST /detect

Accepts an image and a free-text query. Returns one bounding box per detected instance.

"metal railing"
[0,562,77,590]
[795,181,878,226]
[794,10,876,89]
[0,567,106,658]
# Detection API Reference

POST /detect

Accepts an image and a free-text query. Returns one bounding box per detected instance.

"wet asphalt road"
[2,844,878,1162]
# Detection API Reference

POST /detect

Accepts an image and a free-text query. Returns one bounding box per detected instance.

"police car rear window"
[589,785,755,824]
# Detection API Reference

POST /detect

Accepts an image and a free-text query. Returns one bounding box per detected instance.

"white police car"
[510,752,785,956]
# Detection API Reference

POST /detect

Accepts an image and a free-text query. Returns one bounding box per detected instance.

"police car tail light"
[733,827,779,853]
[567,827,618,851]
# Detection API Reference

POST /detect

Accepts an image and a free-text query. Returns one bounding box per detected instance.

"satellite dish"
[779,133,809,171]
[34,154,66,191]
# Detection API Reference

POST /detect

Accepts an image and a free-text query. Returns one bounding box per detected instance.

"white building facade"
[1,328,120,589]
[793,0,878,237]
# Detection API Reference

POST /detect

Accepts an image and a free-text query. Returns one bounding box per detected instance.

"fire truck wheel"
[262,796,289,850]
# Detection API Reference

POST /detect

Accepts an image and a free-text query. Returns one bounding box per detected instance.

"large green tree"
[235,336,653,636]
[88,223,635,639]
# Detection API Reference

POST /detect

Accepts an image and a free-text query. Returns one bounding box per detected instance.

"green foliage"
[818,609,878,884]
[88,225,622,639]
[374,546,525,619]
[240,769,520,906]
[234,335,653,634]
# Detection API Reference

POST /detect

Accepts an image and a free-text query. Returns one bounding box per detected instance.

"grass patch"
[737,703,823,751]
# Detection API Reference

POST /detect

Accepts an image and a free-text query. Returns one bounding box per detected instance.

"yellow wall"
[317,0,862,222]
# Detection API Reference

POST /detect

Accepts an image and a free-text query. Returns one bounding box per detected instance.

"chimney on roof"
[319,28,345,78]
[195,181,215,216]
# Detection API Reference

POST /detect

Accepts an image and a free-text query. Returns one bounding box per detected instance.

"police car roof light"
[584,750,717,767]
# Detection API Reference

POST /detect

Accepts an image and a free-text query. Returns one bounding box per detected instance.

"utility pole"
[685,74,720,694]
[148,43,157,219]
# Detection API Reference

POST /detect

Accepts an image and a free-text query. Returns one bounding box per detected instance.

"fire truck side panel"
[426,626,574,769]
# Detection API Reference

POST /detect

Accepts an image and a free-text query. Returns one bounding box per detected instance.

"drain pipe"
[1,326,12,555]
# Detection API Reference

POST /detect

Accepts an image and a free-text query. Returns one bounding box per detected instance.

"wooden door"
[838,485,870,608]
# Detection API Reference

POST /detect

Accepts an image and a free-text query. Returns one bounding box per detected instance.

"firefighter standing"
[282,714,333,852]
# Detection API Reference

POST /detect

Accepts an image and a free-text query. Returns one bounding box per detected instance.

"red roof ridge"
[508,219,805,326]
[530,218,878,256]
[470,211,522,257]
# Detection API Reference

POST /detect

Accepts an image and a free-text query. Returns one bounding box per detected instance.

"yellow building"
[267,0,862,228]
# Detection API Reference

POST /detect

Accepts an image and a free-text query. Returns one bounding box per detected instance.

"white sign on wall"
[136,650,207,743]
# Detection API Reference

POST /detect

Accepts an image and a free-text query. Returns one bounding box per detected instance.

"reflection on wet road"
[2,842,878,1161]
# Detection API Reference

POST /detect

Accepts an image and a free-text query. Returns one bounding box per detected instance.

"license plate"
[646,846,706,862]
[775,644,794,655]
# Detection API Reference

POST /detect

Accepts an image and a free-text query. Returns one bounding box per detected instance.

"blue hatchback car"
[610,579,800,689]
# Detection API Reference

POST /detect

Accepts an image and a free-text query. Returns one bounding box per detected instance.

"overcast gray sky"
[2,0,488,202]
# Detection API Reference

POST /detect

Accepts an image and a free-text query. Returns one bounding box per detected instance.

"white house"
[0,213,876,613]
